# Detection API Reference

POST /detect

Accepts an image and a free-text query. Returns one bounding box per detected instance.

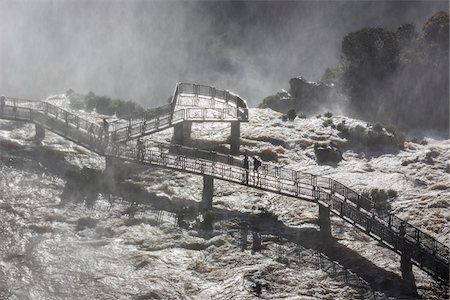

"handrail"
[109,103,172,125]
[128,139,450,261]
[111,106,245,142]
[0,98,448,285]
[174,83,249,121]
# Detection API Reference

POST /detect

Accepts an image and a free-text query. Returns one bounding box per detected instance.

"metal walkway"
[0,91,448,286]
[109,83,249,142]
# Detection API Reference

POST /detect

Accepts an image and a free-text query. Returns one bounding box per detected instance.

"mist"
[0,0,447,107]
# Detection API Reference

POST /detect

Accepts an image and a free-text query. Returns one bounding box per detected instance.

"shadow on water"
[4,142,440,299]
[60,164,423,299]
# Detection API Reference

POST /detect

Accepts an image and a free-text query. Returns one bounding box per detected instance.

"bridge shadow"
[5,143,421,299]
[59,166,418,299]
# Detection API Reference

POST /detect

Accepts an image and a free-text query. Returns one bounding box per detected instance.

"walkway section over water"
[109,83,248,153]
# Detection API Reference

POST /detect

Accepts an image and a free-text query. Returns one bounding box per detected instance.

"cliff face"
[259,76,335,114]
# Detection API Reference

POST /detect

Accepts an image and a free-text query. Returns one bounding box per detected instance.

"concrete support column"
[318,203,332,239]
[34,124,45,144]
[240,224,248,251]
[201,175,214,210]
[172,121,192,145]
[401,255,417,294]
[230,121,240,154]
[252,231,262,253]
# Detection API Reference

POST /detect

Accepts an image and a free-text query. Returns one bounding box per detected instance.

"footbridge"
[109,83,248,153]
[0,85,448,291]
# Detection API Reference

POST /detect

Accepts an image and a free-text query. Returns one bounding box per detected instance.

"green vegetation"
[322,118,333,127]
[286,109,297,121]
[324,112,333,118]
[336,122,405,150]
[333,11,449,133]
[410,137,428,145]
[362,188,397,216]
[260,148,278,162]
[314,142,342,164]
[258,90,291,112]
[68,90,145,118]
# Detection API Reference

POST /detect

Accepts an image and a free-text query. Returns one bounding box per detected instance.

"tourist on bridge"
[399,221,406,237]
[98,127,104,142]
[102,118,109,142]
[0,96,5,115]
[242,154,249,184]
[252,156,261,185]
[88,123,95,144]
[136,138,145,162]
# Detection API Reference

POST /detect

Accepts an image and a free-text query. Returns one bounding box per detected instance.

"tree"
[423,11,449,52]
[341,28,400,116]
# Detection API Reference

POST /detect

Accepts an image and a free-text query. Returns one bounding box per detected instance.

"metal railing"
[108,83,249,142]
[109,103,172,127]
[1,97,108,154]
[317,190,449,283]
[173,82,249,121]
[0,97,448,285]
[110,106,244,142]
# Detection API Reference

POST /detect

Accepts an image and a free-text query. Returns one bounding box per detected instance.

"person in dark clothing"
[242,154,249,184]
[252,156,261,185]
[399,221,406,237]
[136,138,145,162]
[88,123,95,144]
[0,96,5,115]
[102,118,109,142]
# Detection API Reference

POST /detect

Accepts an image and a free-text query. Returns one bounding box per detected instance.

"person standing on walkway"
[242,154,249,184]
[399,221,406,237]
[88,123,95,144]
[252,156,261,185]
[102,118,109,142]
[136,138,145,162]
[0,96,5,115]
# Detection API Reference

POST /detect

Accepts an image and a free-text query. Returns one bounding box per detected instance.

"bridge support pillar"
[400,255,417,294]
[318,203,332,239]
[34,124,45,144]
[252,231,262,253]
[201,175,214,210]
[173,121,192,145]
[230,121,240,154]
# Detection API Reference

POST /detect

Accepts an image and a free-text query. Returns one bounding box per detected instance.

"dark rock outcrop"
[259,76,335,114]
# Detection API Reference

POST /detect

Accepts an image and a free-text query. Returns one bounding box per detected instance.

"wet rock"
[76,217,98,231]
[401,157,419,166]
[314,142,342,164]
[258,76,335,114]
[414,178,427,187]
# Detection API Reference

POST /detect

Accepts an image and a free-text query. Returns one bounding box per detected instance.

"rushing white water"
[0,101,448,299]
